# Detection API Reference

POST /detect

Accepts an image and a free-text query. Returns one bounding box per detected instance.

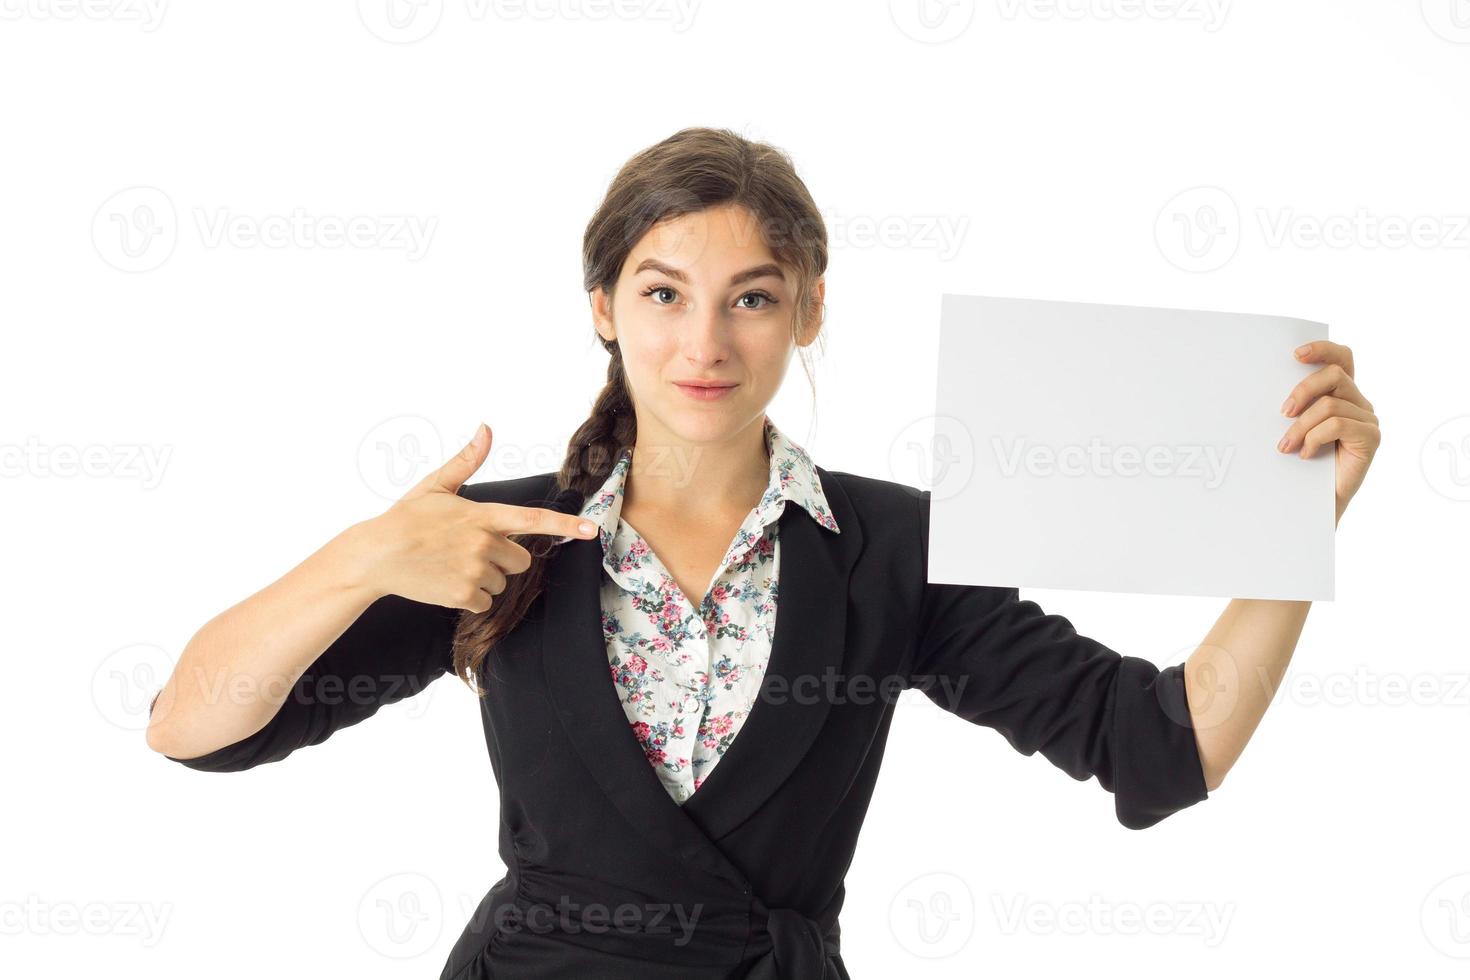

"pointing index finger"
[473,501,597,541]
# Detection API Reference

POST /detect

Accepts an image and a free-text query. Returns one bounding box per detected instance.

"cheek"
[738,330,793,372]
[620,334,680,384]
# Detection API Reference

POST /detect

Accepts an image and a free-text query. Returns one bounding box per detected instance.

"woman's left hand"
[1276,340,1381,525]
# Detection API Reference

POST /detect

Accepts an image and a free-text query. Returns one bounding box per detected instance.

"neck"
[622,414,771,522]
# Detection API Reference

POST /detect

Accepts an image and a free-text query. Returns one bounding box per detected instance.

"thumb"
[409,423,491,497]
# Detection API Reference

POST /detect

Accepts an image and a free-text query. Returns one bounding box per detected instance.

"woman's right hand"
[347,423,596,612]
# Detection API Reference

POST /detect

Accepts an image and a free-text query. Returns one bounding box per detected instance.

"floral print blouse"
[575,415,841,804]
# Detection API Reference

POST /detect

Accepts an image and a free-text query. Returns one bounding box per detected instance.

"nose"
[679,302,732,369]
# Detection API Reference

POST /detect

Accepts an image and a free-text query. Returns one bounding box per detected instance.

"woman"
[145,127,1381,979]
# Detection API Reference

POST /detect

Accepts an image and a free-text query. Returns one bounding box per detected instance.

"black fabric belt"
[744,895,840,979]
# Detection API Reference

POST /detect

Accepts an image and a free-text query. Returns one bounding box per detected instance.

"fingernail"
[1277,434,1290,452]
[1295,344,1312,357]
[1281,398,1295,416]
[579,521,596,536]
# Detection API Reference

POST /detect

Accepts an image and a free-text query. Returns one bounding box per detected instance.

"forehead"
[623,204,781,278]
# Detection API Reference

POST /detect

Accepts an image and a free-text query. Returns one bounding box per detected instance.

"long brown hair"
[449,126,829,692]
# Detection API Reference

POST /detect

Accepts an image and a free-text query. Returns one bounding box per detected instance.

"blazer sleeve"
[150,477,554,773]
[910,490,1209,829]
[151,592,460,773]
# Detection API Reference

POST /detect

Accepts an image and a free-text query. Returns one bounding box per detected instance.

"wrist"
[327,519,388,604]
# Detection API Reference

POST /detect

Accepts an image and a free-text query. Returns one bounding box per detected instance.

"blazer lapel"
[541,529,748,888]
[541,465,863,865]
[682,464,863,839]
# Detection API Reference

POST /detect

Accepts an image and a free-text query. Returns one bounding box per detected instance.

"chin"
[657,406,754,444]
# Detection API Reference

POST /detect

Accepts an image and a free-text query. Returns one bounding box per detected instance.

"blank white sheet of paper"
[928,295,1335,601]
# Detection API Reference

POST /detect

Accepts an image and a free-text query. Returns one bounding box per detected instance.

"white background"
[4,1,1468,977]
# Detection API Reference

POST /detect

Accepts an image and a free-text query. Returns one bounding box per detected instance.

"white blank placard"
[928,295,1335,601]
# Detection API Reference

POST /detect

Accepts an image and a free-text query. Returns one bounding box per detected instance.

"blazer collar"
[541,460,863,887]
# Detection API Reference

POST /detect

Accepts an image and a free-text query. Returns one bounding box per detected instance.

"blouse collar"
[577,415,840,580]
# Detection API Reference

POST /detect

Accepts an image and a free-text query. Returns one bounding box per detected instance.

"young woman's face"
[592,202,822,449]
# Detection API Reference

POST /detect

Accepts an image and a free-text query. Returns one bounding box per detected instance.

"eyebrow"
[631,258,785,287]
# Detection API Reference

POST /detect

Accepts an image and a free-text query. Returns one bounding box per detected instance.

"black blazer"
[159,467,1210,979]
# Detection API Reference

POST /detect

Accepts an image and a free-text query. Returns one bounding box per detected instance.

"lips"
[674,380,738,401]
